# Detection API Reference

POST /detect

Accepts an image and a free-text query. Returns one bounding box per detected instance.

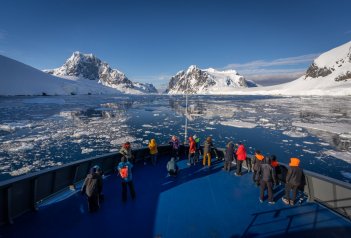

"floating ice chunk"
[8,143,34,152]
[319,142,330,146]
[72,131,91,138]
[110,136,137,145]
[324,150,351,163]
[219,120,257,129]
[142,124,153,128]
[293,122,351,135]
[282,140,289,143]
[303,149,317,154]
[340,134,351,139]
[81,147,94,154]
[153,114,160,116]
[303,141,314,145]
[0,165,10,170]
[58,111,74,119]
[0,122,32,132]
[10,166,34,176]
[282,130,308,138]
[0,124,14,132]
[242,107,256,113]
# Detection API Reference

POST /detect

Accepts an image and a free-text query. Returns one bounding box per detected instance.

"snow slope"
[220,41,351,96]
[0,55,124,96]
[166,65,257,94]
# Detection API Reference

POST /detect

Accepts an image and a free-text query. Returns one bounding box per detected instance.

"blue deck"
[1,155,351,238]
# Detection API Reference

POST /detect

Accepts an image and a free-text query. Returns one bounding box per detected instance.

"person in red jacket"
[235,142,247,176]
[188,136,196,166]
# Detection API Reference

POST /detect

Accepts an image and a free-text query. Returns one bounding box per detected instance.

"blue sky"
[1,0,351,87]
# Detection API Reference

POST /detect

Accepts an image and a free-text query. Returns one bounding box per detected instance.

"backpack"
[119,165,129,179]
[85,177,98,197]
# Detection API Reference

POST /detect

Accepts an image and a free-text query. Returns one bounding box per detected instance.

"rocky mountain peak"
[166,66,257,94]
[45,52,157,94]
[304,41,351,82]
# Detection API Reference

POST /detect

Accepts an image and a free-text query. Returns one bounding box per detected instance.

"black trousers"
[87,194,99,212]
[171,148,179,159]
[285,183,299,202]
[246,157,252,171]
[236,160,243,174]
[253,170,259,184]
[122,181,136,202]
[224,160,231,171]
[260,180,273,202]
[168,169,178,176]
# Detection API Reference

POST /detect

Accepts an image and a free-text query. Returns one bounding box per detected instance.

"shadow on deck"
[1,155,350,238]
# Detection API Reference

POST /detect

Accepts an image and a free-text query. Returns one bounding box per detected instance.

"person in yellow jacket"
[148,139,158,165]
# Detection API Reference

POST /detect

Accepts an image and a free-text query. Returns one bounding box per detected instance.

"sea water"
[0,95,350,182]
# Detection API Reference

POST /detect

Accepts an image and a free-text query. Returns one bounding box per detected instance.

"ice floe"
[324,150,351,163]
[81,147,94,154]
[9,166,34,176]
[219,120,257,129]
[293,122,351,135]
[282,130,308,138]
[110,136,137,146]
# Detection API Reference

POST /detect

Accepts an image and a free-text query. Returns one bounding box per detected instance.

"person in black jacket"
[223,141,234,171]
[203,137,215,167]
[282,157,303,206]
[252,150,265,185]
[256,156,277,204]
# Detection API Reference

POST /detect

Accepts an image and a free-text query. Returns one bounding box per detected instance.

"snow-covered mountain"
[45,52,157,94]
[0,55,122,96]
[235,41,351,96]
[304,41,351,82]
[165,65,257,94]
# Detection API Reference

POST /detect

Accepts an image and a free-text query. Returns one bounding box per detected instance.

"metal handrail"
[1,145,351,225]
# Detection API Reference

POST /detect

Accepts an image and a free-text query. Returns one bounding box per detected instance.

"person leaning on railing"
[203,137,216,167]
[148,139,158,165]
[119,142,135,163]
[235,142,247,176]
[282,158,303,206]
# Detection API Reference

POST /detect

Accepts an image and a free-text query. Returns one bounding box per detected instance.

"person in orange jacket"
[282,158,303,206]
[252,150,265,185]
[188,136,196,166]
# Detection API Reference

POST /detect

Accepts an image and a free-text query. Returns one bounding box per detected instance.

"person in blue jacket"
[117,156,136,202]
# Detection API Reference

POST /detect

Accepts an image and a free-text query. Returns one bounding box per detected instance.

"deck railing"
[0,146,350,225]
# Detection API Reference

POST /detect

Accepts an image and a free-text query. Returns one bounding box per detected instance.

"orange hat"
[255,153,264,161]
[289,157,300,167]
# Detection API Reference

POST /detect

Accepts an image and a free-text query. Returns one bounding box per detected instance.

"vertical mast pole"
[184,77,189,144]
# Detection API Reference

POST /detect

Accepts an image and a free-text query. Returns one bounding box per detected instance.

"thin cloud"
[222,53,318,86]
[246,70,305,86]
[345,30,351,34]
[224,54,319,70]
[131,74,172,82]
